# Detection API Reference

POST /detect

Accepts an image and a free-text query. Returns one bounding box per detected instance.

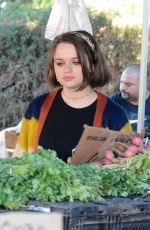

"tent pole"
[137,0,149,134]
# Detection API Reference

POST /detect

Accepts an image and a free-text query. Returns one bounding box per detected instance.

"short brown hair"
[47,30,112,89]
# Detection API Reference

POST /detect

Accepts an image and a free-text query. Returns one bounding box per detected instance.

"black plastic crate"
[24,197,150,230]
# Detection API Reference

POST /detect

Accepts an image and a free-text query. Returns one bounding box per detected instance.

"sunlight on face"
[54,43,83,90]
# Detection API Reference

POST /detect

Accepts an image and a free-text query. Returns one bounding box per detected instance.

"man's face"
[119,72,139,104]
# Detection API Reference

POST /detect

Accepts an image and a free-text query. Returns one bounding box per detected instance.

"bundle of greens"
[0,148,150,210]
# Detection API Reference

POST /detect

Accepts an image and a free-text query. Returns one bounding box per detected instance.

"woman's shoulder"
[25,93,49,119]
[29,93,49,106]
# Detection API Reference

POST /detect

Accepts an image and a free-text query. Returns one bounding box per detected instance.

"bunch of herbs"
[0,149,150,210]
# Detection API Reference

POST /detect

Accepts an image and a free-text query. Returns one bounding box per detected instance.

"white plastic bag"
[45,0,93,41]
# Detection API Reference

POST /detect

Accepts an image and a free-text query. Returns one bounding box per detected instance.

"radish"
[123,149,134,158]
[127,145,139,155]
[103,158,112,165]
[104,150,114,161]
[132,136,143,147]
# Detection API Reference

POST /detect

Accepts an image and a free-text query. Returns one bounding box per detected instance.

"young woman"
[14,30,132,162]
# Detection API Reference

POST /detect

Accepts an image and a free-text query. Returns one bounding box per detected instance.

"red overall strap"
[34,89,60,152]
[93,91,107,127]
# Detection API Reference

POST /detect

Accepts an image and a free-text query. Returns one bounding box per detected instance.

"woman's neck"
[62,87,92,100]
[61,87,97,108]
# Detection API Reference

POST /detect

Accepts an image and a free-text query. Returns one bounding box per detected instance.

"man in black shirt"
[110,64,150,138]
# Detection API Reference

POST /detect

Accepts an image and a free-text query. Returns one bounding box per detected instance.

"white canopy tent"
[137,0,149,134]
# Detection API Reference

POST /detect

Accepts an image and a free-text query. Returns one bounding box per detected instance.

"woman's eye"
[73,61,80,65]
[56,62,64,66]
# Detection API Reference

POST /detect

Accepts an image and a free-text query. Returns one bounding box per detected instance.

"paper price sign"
[0,212,62,230]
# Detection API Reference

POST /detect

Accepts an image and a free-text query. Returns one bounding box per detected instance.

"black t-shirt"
[39,92,96,162]
[110,92,150,138]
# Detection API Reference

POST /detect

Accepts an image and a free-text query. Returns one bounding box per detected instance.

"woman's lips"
[63,76,74,81]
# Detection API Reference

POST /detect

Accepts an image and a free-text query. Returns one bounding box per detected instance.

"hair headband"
[73,32,95,52]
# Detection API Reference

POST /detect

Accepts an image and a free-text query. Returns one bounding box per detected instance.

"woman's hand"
[67,157,72,164]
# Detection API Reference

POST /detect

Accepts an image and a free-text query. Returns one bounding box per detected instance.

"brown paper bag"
[71,126,118,164]
[71,126,143,165]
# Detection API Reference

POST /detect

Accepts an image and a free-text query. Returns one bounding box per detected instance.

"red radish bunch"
[92,136,149,167]
[92,150,114,168]
[132,136,143,147]
[127,145,139,154]
[123,136,143,158]
[123,149,136,158]
[102,150,114,165]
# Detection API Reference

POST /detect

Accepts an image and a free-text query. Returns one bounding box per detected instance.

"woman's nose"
[64,63,72,72]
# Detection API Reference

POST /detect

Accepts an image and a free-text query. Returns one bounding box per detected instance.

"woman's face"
[54,42,83,90]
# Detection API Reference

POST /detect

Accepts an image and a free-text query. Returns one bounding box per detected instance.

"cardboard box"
[5,130,18,150]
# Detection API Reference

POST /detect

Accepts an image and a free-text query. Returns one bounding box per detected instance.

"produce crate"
[23,197,150,230]
[5,130,18,150]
